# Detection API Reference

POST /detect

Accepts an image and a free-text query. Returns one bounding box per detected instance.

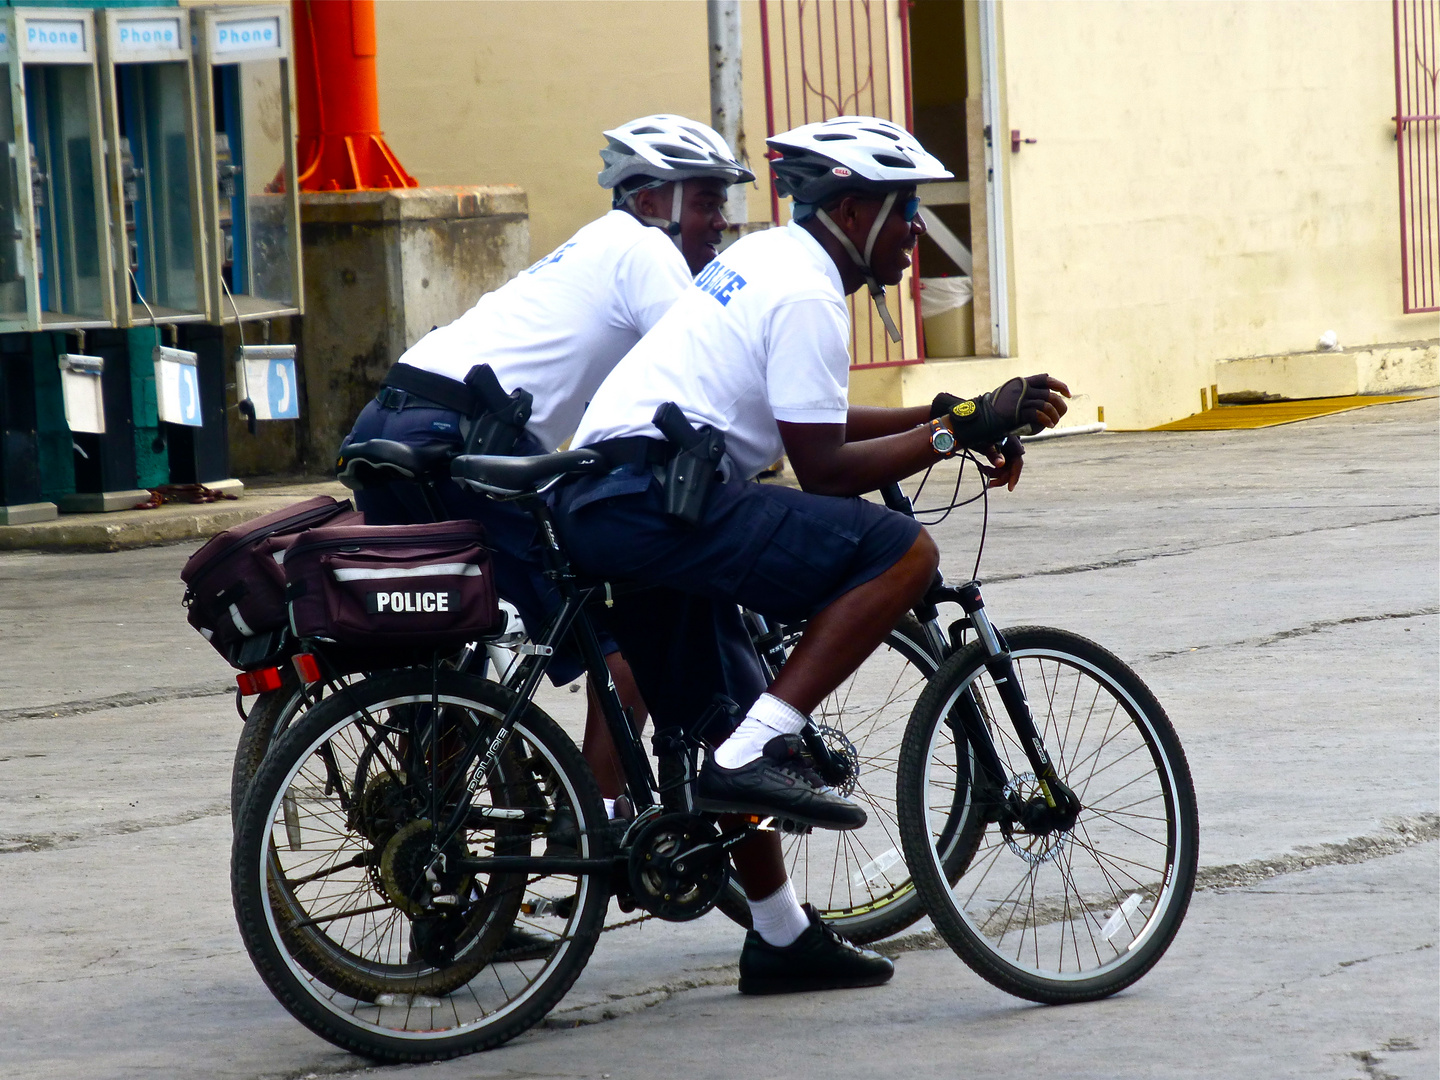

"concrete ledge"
[299,185,528,225]
[1216,341,1438,403]
[0,479,349,553]
[0,502,58,525]
[57,490,153,514]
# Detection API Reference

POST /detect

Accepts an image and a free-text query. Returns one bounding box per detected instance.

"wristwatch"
[928,417,958,458]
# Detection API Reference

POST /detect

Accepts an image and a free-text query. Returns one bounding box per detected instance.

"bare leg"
[768,530,938,715]
[582,651,648,800]
[727,825,786,899]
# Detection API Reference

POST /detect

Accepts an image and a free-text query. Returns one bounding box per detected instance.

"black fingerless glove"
[935,375,1054,448]
[930,392,963,421]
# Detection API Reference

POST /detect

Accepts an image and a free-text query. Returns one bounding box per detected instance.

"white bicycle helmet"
[599,114,755,244]
[768,116,951,340]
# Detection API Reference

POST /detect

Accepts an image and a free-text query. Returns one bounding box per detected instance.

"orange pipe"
[292,0,416,191]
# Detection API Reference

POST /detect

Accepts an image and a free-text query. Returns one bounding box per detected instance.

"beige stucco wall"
[984,0,1434,429]
[374,0,777,262]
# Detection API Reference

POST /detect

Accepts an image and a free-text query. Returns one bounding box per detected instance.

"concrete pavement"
[0,397,1435,1079]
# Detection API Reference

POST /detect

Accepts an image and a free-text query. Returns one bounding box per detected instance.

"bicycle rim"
[901,627,1198,1001]
[233,674,607,1059]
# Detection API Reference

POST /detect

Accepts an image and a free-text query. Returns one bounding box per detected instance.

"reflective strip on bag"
[331,563,483,581]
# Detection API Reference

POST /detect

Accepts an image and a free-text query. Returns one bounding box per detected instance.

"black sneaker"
[695,735,866,830]
[738,904,894,995]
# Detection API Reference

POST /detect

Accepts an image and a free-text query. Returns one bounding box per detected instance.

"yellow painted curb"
[1150,394,1437,431]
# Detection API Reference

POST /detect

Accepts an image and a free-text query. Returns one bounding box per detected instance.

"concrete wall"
[986,0,1435,429]
[374,0,776,263]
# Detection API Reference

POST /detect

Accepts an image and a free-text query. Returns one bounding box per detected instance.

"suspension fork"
[953,582,1078,815]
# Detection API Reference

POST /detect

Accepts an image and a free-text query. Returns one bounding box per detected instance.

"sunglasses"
[899,194,922,223]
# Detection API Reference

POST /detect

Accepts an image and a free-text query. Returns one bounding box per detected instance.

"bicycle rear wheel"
[232,670,609,1062]
[716,614,943,944]
[897,626,1198,1003]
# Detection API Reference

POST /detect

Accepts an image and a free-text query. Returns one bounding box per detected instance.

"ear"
[631,185,672,221]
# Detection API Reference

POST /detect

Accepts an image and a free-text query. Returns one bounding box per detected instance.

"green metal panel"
[127,325,167,488]
[31,333,74,501]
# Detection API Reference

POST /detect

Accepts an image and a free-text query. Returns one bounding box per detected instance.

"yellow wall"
[374,0,777,261]
[993,0,1434,428]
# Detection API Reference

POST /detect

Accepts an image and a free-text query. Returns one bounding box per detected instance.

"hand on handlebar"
[991,374,1071,436]
[978,434,1025,490]
[934,374,1072,450]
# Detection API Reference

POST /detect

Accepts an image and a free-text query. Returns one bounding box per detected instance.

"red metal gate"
[759,0,923,368]
[1394,0,1439,313]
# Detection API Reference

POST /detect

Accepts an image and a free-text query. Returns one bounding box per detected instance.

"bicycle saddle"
[336,439,453,490]
[451,448,608,496]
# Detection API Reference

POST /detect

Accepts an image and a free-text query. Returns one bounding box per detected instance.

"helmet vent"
[863,127,902,141]
[870,152,915,168]
[656,143,706,161]
[631,126,664,135]
[814,133,857,141]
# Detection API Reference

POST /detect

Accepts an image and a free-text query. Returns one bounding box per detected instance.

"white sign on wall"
[214,17,280,55]
[26,19,87,55]
[154,346,203,427]
[115,17,183,54]
[59,354,106,435]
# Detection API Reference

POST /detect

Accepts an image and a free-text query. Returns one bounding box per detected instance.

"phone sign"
[214,17,280,54]
[26,19,87,55]
[116,18,182,54]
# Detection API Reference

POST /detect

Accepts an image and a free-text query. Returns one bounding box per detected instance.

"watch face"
[932,427,956,454]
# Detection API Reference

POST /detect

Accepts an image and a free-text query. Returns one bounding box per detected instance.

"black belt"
[589,436,671,469]
[379,363,478,415]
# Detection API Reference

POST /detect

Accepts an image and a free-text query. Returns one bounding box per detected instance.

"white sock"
[714,693,809,770]
[603,798,617,820]
[748,880,810,948]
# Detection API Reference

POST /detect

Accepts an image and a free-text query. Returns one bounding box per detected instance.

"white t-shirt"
[573,221,851,481]
[396,210,691,451]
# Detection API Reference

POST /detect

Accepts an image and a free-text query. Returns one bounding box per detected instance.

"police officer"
[342,115,754,806]
[557,115,1069,993]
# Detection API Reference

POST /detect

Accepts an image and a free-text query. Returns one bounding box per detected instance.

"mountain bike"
[227,439,946,944]
[231,444,1197,1062]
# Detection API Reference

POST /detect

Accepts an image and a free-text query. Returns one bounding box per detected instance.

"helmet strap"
[814,190,902,343]
[623,180,685,250]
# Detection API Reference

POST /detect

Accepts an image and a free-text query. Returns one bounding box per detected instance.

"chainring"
[626,812,730,922]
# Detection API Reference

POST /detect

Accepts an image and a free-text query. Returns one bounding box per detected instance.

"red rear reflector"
[292,653,322,685]
[236,666,283,696]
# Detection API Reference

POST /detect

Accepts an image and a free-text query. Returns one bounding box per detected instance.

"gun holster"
[651,402,725,527]
[462,364,534,456]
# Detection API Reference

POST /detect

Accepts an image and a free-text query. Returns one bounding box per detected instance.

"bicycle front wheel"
[232,670,609,1062]
[897,626,1198,1003]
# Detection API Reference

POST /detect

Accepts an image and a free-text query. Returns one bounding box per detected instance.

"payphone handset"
[1,8,119,332]
[97,7,210,326]
[191,5,302,323]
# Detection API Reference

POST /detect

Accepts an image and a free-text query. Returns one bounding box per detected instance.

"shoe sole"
[737,970,894,995]
[693,795,866,831]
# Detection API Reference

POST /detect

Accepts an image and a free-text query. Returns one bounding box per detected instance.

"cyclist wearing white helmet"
[339,114,753,845]
[556,116,1068,992]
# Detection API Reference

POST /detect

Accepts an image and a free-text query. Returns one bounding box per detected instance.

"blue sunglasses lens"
[901,195,922,222]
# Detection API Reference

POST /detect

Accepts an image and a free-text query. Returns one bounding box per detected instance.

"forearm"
[845,404,932,442]
[788,425,939,497]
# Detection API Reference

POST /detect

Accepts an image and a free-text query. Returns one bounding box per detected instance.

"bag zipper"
[184,499,351,593]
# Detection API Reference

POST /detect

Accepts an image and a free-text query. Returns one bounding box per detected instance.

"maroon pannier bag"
[283,520,499,651]
[181,495,358,668]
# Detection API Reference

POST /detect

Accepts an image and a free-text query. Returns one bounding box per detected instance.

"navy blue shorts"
[554,465,923,624]
[343,397,600,685]
[551,465,921,737]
